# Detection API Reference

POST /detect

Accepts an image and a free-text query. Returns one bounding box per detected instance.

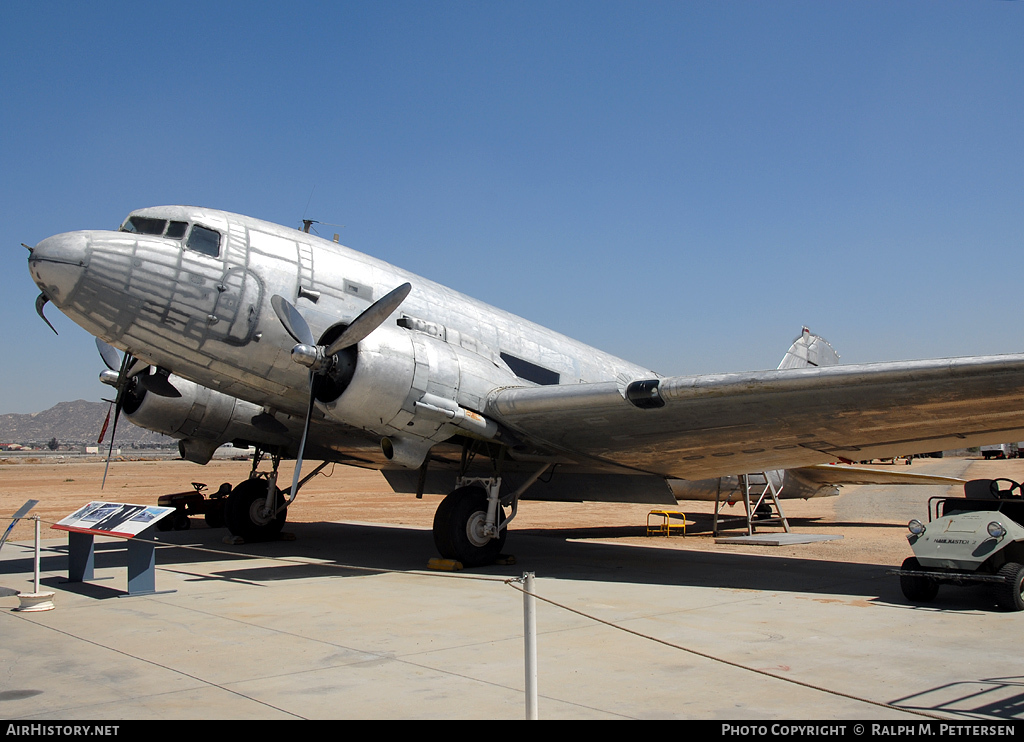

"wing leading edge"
[486,353,1024,480]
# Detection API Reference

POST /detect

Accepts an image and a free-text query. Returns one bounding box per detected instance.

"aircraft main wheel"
[225,479,286,542]
[899,556,939,603]
[996,562,1024,612]
[433,486,506,568]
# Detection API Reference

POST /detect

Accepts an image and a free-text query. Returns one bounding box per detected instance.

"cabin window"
[186,225,221,257]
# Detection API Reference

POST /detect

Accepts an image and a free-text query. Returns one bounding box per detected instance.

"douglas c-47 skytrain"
[25,206,1024,565]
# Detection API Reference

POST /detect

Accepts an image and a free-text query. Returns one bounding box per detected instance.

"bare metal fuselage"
[29,206,654,477]
[29,206,998,512]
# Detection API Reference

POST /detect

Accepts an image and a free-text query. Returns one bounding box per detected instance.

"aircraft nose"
[28,231,90,306]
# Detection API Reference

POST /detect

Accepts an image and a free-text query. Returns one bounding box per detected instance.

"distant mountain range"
[0,400,175,447]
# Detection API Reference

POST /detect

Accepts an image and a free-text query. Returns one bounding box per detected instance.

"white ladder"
[714,472,791,536]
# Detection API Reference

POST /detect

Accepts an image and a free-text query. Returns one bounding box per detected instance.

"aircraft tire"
[996,562,1024,612]
[225,479,286,542]
[899,557,938,603]
[432,486,506,568]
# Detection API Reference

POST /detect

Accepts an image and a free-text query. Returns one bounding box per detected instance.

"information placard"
[53,501,174,538]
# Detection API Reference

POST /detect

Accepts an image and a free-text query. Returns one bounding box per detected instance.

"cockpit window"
[186,225,221,257]
[121,216,167,235]
[119,217,190,241]
[165,221,188,239]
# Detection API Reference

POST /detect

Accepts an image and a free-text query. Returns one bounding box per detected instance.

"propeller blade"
[96,339,121,372]
[324,282,411,356]
[97,403,112,444]
[126,359,149,379]
[101,351,132,490]
[270,283,410,502]
[289,374,320,500]
[101,401,122,490]
[35,293,58,336]
[271,295,314,346]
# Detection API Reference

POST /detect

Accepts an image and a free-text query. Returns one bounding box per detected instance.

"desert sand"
[5,454,1024,569]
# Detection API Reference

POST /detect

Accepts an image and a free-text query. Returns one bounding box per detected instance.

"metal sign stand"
[65,524,173,597]
[56,501,176,598]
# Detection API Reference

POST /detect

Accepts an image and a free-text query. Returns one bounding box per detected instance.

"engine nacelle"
[321,323,418,431]
[123,374,291,464]
[319,322,519,468]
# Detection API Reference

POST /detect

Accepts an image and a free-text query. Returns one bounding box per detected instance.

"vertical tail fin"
[778,327,840,370]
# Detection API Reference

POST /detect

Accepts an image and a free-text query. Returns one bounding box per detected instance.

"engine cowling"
[123,373,291,464]
[318,322,518,468]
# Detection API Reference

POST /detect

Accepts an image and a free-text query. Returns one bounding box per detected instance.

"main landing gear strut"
[432,464,551,567]
[224,447,328,542]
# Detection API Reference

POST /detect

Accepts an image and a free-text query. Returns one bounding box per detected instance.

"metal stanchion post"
[16,514,54,612]
[523,571,538,720]
[34,516,41,593]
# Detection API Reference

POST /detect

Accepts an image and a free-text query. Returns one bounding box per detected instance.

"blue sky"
[2,1,1021,414]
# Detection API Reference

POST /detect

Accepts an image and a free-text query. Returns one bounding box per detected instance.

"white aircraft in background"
[26,206,1024,565]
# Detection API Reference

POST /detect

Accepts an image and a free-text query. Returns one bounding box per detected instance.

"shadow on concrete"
[3,518,1010,612]
[889,675,1024,719]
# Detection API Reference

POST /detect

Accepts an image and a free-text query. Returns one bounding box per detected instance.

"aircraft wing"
[486,354,1024,480]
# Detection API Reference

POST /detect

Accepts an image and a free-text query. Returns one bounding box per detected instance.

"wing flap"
[487,354,1024,479]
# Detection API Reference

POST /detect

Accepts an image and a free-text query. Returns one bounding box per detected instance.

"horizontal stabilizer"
[669,464,964,503]
[791,464,964,487]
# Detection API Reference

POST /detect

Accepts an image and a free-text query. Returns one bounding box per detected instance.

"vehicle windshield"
[121,216,165,235]
[120,216,190,239]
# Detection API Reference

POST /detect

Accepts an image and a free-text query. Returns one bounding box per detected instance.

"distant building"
[81,445,119,455]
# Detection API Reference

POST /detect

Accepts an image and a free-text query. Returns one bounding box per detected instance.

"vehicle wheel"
[225,478,286,542]
[432,486,507,568]
[172,509,191,531]
[899,557,939,603]
[996,562,1024,611]
[156,515,173,532]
